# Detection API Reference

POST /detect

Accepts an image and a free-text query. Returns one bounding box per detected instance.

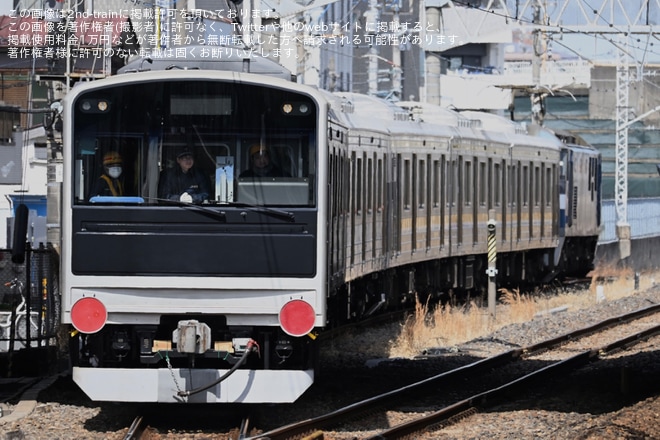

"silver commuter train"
[59,52,600,404]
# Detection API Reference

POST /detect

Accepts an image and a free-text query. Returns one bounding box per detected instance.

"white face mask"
[108,166,122,179]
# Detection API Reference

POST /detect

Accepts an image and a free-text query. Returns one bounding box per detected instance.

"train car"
[61,56,326,403]
[561,142,601,275]
[57,49,600,404]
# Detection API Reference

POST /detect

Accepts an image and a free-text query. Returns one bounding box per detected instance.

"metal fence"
[599,198,660,244]
[0,244,59,354]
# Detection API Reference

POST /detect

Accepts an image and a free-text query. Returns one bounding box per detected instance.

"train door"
[440,154,447,251]
[426,154,433,251]
[447,144,457,256]
[349,150,360,269]
[327,123,348,286]
[498,159,506,244]
[389,153,401,256]
[473,155,480,245]
[514,160,522,242]
[401,153,412,255]
[540,163,545,239]
[382,152,394,260]
[373,152,385,268]
[365,153,374,267]
[525,161,533,241]
[359,149,377,271]
[412,153,427,254]
[456,154,464,248]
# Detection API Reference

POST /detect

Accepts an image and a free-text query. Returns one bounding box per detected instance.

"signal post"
[486,210,497,319]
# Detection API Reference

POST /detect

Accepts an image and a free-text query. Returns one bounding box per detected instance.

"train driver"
[89,151,125,199]
[158,147,211,203]
[240,144,289,178]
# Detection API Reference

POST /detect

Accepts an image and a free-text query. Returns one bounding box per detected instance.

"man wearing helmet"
[240,144,289,178]
[90,151,125,198]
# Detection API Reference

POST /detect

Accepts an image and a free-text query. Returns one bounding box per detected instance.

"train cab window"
[77,138,142,203]
[71,80,318,207]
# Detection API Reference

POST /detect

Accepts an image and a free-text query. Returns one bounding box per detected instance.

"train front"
[59,70,327,403]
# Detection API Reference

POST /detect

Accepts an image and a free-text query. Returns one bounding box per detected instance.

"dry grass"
[388,268,660,358]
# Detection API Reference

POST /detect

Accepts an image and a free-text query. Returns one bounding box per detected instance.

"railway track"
[248,303,660,440]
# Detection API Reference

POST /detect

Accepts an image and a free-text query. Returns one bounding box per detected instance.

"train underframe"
[68,316,317,402]
[328,236,598,324]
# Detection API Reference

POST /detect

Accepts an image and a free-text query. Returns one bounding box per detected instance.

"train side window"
[535,165,541,207]
[377,157,383,213]
[357,155,363,215]
[522,165,529,207]
[433,159,440,208]
[404,158,411,210]
[418,157,425,209]
[441,156,447,208]
[464,159,472,206]
[509,163,517,207]
[367,156,373,214]
[451,159,458,208]
[494,162,501,207]
[545,165,555,206]
[426,155,432,210]
[343,153,350,214]
[479,161,486,207]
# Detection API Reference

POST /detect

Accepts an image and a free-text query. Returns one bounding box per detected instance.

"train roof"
[332,92,409,123]
[395,101,472,127]
[326,94,565,152]
[458,111,528,135]
[329,93,464,138]
[118,46,294,81]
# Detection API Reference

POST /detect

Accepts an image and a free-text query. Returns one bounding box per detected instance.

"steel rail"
[123,416,144,440]
[364,324,660,439]
[247,303,660,440]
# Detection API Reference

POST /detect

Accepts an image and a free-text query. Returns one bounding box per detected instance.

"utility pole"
[491,0,660,261]
[365,0,380,96]
[530,3,545,126]
[390,0,403,99]
[615,35,631,259]
[423,3,442,105]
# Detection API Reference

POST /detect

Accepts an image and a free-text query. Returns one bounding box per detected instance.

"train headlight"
[280,102,312,116]
[79,99,111,113]
[279,299,315,337]
[71,297,107,334]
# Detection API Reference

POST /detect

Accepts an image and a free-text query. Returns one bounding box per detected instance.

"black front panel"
[71,208,317,277]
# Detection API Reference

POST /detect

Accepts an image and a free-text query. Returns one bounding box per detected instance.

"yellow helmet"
[249,144,269,157]
[103,151,122,166]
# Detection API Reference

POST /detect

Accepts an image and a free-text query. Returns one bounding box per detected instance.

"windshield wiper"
[142,197,227,222]
[142,197,295,222]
